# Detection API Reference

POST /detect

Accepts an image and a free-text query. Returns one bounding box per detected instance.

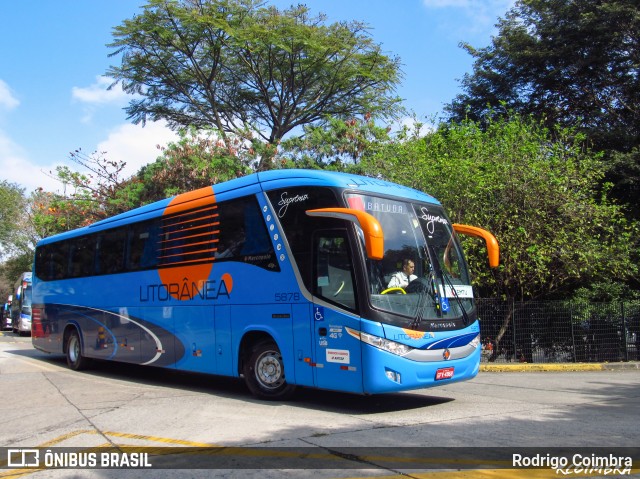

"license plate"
[435,367,454,380]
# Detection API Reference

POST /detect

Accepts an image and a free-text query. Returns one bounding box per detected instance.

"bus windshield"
[346,193,473,329]
[22,286,32,309]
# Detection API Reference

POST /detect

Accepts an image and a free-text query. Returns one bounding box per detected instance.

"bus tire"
[243,340,295,400]
[66,330,90,371]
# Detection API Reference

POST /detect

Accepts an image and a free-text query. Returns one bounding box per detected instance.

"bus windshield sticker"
[277,192,310,218]
[418,206,449,234]
[438,284,474,299]
[362,199,405,215]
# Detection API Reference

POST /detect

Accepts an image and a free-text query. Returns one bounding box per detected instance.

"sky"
[0,0,514,196]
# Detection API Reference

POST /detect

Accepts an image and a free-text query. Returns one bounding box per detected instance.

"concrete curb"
[480,362,640,372]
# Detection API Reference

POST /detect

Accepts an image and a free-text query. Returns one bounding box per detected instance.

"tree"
[0,181,32,302]
[359,113,638,351]
[279,114,392,169]
[609,147,640,219]
[448,0,640,150]
[30,149,137,236]
[0,182,42,300]
[0,253,33,288]
[360,113,638,301]
[108,0,403,170]
[126,127,253,205]
[446,0,640,207]
[0,181,27,259]
[33,127,256,237]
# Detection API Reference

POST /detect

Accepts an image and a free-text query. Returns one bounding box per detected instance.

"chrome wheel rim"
[69,336,80,363]
[255,350,285,389]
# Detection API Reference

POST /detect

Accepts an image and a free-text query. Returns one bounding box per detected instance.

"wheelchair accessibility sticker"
[314,306,324,321]
[441,298,450,313]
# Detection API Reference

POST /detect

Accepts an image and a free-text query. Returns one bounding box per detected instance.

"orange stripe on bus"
[163,186,216,216]
[158,187,218,298]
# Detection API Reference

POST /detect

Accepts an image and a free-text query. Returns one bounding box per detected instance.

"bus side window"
[35,245,53,280]
[50,243,69,280]
[215,196,277,270]
[240,201,271,256]
[128,220,160,271]
[314,230,357,312]
[96,229,127,275]
[216,200,245,259]
[68,236,96,278]
[267,187,340,292]
[35,242,68,281]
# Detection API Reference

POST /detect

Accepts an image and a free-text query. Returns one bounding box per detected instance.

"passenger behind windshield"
[387,259,417,289]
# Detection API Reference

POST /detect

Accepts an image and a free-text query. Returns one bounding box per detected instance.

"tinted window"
[314,230,357,311]
[128,219,161,271]
[34,194,279,281]
[35,242,68,281]
[96,228,127,275]
[267,187,342,293]
[68,236,96,278]
[159,203,218,267]
[34,245,49,280]
[216,196,278,270]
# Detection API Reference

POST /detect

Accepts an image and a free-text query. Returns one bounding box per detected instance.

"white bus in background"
[11,272,32,336]
[2,295,12,330]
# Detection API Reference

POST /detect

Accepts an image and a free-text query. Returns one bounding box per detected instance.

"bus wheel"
[66,330,90,371]
[243,340,295,400]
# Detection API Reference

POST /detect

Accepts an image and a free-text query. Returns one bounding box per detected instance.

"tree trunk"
[490,300,514,362]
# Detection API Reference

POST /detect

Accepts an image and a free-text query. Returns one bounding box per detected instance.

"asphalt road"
[1,331,639,478]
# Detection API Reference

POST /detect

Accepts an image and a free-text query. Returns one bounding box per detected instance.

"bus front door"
[312,305,363,393]
[311,230,363,393]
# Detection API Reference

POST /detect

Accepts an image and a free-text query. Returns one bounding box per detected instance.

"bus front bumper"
[17,316,31,333]
[362,343,481,394]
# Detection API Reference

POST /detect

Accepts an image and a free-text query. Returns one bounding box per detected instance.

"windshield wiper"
[409,273,438,330]
[410,247,443,330]
[426,244,472,326]
[441,268,470,326]
[434,241,471,326]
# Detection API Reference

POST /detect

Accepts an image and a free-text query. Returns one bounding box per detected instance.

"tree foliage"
[447,0,639,149]
[29,127,257,238]
[127,127,253,204]
[0,181,27,259]
[359,114,639,301]
[279,114,392,169]
[0,183,43,299]
[446,0,640,208]
[0,253,33,293]
[108,0,403,169]
[35,149,136,233]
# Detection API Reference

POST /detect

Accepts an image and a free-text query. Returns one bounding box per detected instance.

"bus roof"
[257,170,439,204]
[37,170,439,245]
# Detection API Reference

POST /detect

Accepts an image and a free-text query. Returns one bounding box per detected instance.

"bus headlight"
[346,327,414,357]
[469,334,481,349]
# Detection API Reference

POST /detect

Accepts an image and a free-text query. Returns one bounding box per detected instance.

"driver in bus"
[387,259,417,289]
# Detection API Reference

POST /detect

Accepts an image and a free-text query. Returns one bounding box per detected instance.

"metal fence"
[477,299,640,363]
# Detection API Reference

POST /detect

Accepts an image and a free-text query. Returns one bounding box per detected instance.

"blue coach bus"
[32,170,498,400]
